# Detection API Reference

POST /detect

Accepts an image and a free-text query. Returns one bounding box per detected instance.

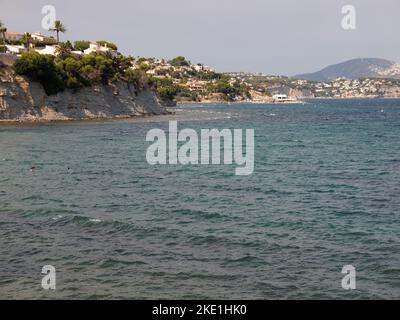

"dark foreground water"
[0,99,399,299]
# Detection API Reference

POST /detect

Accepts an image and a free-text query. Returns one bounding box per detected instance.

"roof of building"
[5,31,25,35]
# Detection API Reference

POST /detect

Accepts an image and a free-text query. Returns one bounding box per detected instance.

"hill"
[294,58,400,81]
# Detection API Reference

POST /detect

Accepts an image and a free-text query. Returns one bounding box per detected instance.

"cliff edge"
[0,59,167,122]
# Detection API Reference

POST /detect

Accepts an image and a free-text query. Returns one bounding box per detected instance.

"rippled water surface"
[0,99,399,299]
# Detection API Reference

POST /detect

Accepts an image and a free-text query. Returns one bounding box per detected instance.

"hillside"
[294,58,400,81]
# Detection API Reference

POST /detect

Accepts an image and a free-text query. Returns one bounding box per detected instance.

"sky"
[1,0,399,75]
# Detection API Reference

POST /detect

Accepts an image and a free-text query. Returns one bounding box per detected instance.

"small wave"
[221,255,266,267]
[172,208,226,220]
[173,271,240,281]
[99,258,147,269]
[381,268,400,276]
[22,208,79,218]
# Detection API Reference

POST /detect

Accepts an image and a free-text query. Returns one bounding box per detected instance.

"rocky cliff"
[0,63,167,122]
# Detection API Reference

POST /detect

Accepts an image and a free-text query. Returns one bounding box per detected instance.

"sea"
[0,99,399,299]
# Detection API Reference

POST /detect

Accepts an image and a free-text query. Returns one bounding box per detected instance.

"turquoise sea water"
[0,99,399,299]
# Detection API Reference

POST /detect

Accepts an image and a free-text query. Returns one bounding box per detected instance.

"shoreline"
[177,96,400,106]
[302,96,400,100]
[2,97,400,125]
[0,108,235,126]
[0,111,172,125]
[177,100,307,105]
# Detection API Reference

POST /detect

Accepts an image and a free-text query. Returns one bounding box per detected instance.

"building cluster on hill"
[2,31,117,58]
[226,72,400,100]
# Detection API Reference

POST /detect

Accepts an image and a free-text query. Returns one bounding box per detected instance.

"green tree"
[55,42,72,59]
[50,20,67,43]
[59,56,88,89]
[14,52,65,95]
[22,33,32,52]
[74,40,90,52]
[138,62,150,72]
[125,69,151,90]
[80,52,117,83]
[169,56,190,67]
[155,78,182,101]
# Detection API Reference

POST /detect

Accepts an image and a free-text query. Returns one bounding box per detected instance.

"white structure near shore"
[272,94,298,103]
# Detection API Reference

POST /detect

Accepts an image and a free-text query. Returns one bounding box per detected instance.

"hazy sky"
[1,0,399,75]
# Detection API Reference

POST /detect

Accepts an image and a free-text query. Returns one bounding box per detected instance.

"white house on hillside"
[83,43,116,56]
[5,45,26,54]
[31,32,56,43]
[35,45,58,56]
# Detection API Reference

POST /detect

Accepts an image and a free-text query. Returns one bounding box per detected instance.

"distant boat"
[272,94,298,103]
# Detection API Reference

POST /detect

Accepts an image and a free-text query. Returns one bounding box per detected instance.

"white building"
[83,43,116,56]
[31,32,56,43]
[272,94,297,102]
[146,69,157,75]
[5,45,26,54]
[193,64,204,72]
[71,50,83,56]
[35,45,58,56]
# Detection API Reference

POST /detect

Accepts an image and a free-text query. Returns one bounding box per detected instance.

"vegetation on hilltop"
[154,78,198,102]
[96,41,118,51]
[169,56,190,67]
[207,76,251,101]
[14,50,150,95]
[73,41,91,52]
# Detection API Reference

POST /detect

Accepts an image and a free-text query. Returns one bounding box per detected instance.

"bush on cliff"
[125,69,152,90]
[154,78,182,101]
[14,52,151,95]
[14,52,65,95]
[207,76,250,101]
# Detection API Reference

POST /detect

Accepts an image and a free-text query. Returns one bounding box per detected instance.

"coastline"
[0,107,235,126]
[2,96,399,125]
[0,111,171,125]
[177,96,400,106]
[176,99,307,106]
[302,96,400,100]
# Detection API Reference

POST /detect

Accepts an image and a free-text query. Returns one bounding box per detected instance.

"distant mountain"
[294,58,400,81]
